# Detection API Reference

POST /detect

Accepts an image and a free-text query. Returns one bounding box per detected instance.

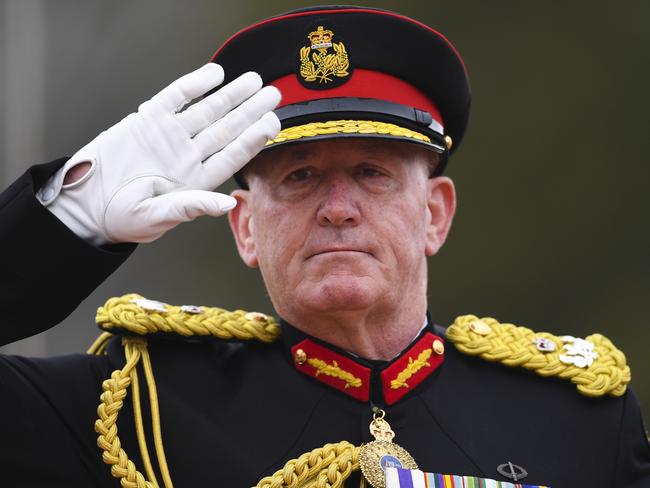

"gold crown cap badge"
[299,26,350,84]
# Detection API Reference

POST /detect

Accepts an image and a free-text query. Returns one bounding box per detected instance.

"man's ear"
[424,176,456,256]
[228,189,259,268]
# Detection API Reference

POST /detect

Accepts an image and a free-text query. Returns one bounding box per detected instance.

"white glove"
[37,63,281,246]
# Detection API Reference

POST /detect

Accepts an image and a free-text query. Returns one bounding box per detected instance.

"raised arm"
[0,63,280,346]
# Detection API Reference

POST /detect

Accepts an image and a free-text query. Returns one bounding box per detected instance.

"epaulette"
[94,293,281,343]
[88,294,277,488]
[445,315,631,398]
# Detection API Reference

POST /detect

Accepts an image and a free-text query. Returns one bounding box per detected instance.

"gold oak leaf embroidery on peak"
[306,358,362,389]
[390,349,433,389]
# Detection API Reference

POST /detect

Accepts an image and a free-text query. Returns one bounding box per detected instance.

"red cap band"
[270,69,444,128]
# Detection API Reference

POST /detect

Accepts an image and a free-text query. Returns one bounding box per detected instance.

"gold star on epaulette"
[445,315,631,398]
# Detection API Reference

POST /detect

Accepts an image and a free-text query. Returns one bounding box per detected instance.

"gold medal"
[359,409,418,488]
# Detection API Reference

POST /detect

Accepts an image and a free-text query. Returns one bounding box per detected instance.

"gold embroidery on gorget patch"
[299,26,350,83]
[390,348,433,389]
[306,357,362,389]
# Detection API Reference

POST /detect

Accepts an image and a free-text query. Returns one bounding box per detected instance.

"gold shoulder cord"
[445,315,631,398]
[88,294,368,488]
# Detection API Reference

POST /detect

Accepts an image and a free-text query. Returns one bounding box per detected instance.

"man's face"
[229,139,456,323]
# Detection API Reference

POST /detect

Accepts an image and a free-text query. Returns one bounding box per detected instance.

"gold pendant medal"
[359,409,418,488]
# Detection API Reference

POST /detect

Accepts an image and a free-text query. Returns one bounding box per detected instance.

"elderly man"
[0,6,648,488]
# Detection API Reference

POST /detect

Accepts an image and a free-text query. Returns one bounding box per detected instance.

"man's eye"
[288,168,314,182]
[358,166,384,178]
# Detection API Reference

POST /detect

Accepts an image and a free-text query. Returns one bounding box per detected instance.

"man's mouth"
[307,248,372,259]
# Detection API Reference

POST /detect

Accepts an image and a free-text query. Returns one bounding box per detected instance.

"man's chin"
[296,275,380,313]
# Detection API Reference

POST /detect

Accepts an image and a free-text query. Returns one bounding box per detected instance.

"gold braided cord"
[129,355,160,487]
[90,296,364,488]
[445,315,631,398]
[95,337,174,488]
[94,333,362,488]
[96,294,281,343]
[255,441,360,488]
[90,293,285,488]
[95,339,153,488]
[140,346,173,488]
[265,120,431,146]
[88,331,114,355]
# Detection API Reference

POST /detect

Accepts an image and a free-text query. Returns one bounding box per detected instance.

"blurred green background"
[1,0,648,421]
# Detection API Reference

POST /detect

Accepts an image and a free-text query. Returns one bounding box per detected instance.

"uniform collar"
[280,314,446,406]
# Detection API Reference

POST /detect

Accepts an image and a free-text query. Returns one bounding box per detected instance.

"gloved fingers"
[193,85,281,162]
[200,111,281,189]
[151,63,225,112]
[176,71,263,136]
[148,190,237,220]
[129,191,237,242]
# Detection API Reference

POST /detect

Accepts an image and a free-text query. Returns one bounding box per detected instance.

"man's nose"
[316,174,361,226]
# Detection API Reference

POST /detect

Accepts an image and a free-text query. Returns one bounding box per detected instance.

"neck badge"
[360,409,418,488]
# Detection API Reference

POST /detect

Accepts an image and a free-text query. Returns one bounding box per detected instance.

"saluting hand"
[37,63,281,245]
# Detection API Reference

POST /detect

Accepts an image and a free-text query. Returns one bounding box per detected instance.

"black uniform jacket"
[1,161,649,488]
